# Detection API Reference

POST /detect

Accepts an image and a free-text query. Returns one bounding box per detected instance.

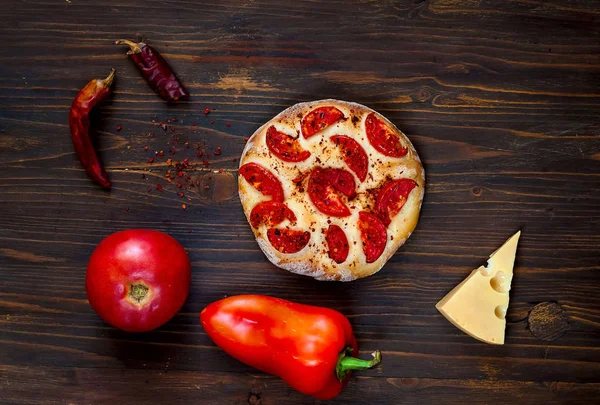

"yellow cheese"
[436,231,521,345]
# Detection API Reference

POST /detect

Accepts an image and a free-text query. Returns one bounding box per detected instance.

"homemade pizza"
[239,100,425,281]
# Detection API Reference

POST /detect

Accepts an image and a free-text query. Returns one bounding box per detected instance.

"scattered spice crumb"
[147,157,154,164]
[177,192,184,198]
[204,108,211,115]
[181,204,187,210]
[210,120,215,125]
[214,146,222,155]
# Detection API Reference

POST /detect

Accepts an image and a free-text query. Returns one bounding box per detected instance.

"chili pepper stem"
[115,39,143,54]
[335,348,382,382]
[102,68,116,87]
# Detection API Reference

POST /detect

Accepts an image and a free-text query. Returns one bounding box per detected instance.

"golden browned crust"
[239,99,425,281]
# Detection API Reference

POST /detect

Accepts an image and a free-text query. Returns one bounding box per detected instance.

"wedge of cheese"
[436,231,521,345]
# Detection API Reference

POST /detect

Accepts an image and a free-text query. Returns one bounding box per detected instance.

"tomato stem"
[335,348,382,382]
[129,283,149,303]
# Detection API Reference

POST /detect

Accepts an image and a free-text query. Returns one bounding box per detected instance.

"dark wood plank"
[1,0,599,403]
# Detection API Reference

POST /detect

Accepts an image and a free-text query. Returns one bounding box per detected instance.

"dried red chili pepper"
[115,39,189,102]
[69,68,115,189]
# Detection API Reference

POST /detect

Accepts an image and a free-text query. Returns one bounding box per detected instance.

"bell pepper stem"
[335,348,382,382]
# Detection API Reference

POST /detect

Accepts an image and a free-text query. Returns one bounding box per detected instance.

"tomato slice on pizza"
[301,106,345,138]
[365,112,408,158]
[331,135,368,182]
[239,162,285,202]
[266,126,311,162]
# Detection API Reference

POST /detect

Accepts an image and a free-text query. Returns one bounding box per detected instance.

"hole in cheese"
[490,271,511,293]
[495,304,508,320]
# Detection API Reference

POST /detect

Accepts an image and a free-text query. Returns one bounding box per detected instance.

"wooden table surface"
[1,1,599,404]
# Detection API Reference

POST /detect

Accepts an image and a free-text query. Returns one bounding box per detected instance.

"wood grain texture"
[1,0,599,403]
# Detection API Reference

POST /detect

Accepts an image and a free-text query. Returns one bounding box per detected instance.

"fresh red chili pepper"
[200,295,382,400]
[68,68,115,189]
[115,39,189,102]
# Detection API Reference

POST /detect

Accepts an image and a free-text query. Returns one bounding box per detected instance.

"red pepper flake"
[214,146,222,155]
[202,159,209,167]
[143,145,149,151]
[177,192,184,198]
[125,207,129,211]
[197,151,203,158]
[157,150,164,157]
[147,187,153,192]
[181,204,187,210]
[166,158,173,166]
[226,122,231,127]
[186,175,191,181]
[177,183,183,188]
[196,179,202,186]
[116,125,122,131]
[156,184,163,191]
[177,171,184,177]
[244,137,249,141]
[174,137,179,142]
[147,157,154,163]
[183,158,189,165]
[170,126,175,132]
[204,185,210,190]
[204,108,211,115]
[210,120,215,125]
[218,168,223,173]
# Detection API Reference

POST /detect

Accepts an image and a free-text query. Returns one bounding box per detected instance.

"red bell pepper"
[200,295,381,400]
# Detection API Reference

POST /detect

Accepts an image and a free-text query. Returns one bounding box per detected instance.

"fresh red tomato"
[86,230,191,332]
[266,125,311,162]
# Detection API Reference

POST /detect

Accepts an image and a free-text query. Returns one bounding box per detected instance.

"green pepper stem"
[335,348,382,382]
[115,39,143,54]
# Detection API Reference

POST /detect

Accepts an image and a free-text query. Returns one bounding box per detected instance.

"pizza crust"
[239,99,425,281]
